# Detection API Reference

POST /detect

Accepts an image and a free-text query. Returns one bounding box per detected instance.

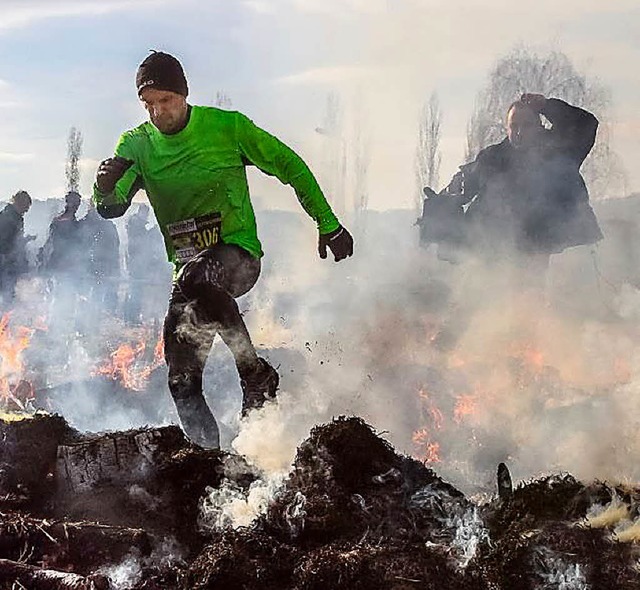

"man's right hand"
[96,156,134,194]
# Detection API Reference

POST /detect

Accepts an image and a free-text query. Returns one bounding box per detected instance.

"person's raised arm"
[522,93,598,164]
[236,112,353,261]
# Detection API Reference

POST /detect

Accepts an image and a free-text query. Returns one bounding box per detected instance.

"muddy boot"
[240,357,279,417]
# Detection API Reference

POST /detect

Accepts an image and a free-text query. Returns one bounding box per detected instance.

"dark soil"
[0,413,637,589]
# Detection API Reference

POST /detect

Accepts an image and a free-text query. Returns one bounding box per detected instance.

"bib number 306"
[167,211,222,264]
[193,226,219,249]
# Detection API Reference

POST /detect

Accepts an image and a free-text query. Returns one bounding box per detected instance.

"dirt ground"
[0,413,637,589]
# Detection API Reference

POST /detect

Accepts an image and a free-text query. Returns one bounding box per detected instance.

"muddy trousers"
[163,245,261,448]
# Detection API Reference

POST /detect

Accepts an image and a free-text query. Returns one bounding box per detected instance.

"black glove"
[318,225,353,262]
[96,156,134,194]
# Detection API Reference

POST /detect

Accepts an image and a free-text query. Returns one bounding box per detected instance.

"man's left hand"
[318,225,354,262]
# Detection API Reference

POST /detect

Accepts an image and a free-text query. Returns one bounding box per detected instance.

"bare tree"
[466,46,626,198]
[65,127,83,194]
[415,92,442,211]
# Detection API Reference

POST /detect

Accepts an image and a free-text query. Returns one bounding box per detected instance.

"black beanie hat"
[136,51,188,97]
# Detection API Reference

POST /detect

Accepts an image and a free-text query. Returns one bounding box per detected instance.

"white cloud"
[0,152,34,163]
[401,0,639,16]
[289,0,389,15]
[253,0,640,206]
[0,0,638,201]
[269,0,639,19]
[0,79,32,111]
[275,65,377,86]
[0,79,18,107]
[0,0,174,32]
[242,0,276,14]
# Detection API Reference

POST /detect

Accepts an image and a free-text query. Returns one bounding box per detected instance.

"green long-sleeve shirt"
[93,105,339,265]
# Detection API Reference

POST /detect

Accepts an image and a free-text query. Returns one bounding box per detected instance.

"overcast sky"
[0,0,638,210]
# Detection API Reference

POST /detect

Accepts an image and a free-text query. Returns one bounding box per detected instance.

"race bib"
[167,212,222,264]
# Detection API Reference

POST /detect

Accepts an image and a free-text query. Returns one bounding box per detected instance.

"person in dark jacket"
[38,191,84,334]
[39,191,83,274]
[0,190,32,305]
[424,94,602,261]
[79,200,121,315]
[421,94,603,349]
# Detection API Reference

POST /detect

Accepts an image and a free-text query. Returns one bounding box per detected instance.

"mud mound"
[0,513,151,575]
[264,416,467,546]
[186,530,298,590]
[0,413,257,587]
[484,473,589,535]
[292,541,482,590]
[0,413,78,512]
[189,418,639,590]
[478,522,640,590]
[0,413,638,589]
[187,535,476,590]
[482,472,633,541]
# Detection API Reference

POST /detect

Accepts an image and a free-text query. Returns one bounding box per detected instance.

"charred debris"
[0,414,638,589]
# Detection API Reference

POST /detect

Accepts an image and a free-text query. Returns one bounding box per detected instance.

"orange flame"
[0,313,35,409]
[412,428,442,464]
[412,388,445,464]
[453,394,478,424]
[418,389,444,430]
[508,339,545,372]
[409,290,640,471]
[153,336,164,361]
[92,334,164,391]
